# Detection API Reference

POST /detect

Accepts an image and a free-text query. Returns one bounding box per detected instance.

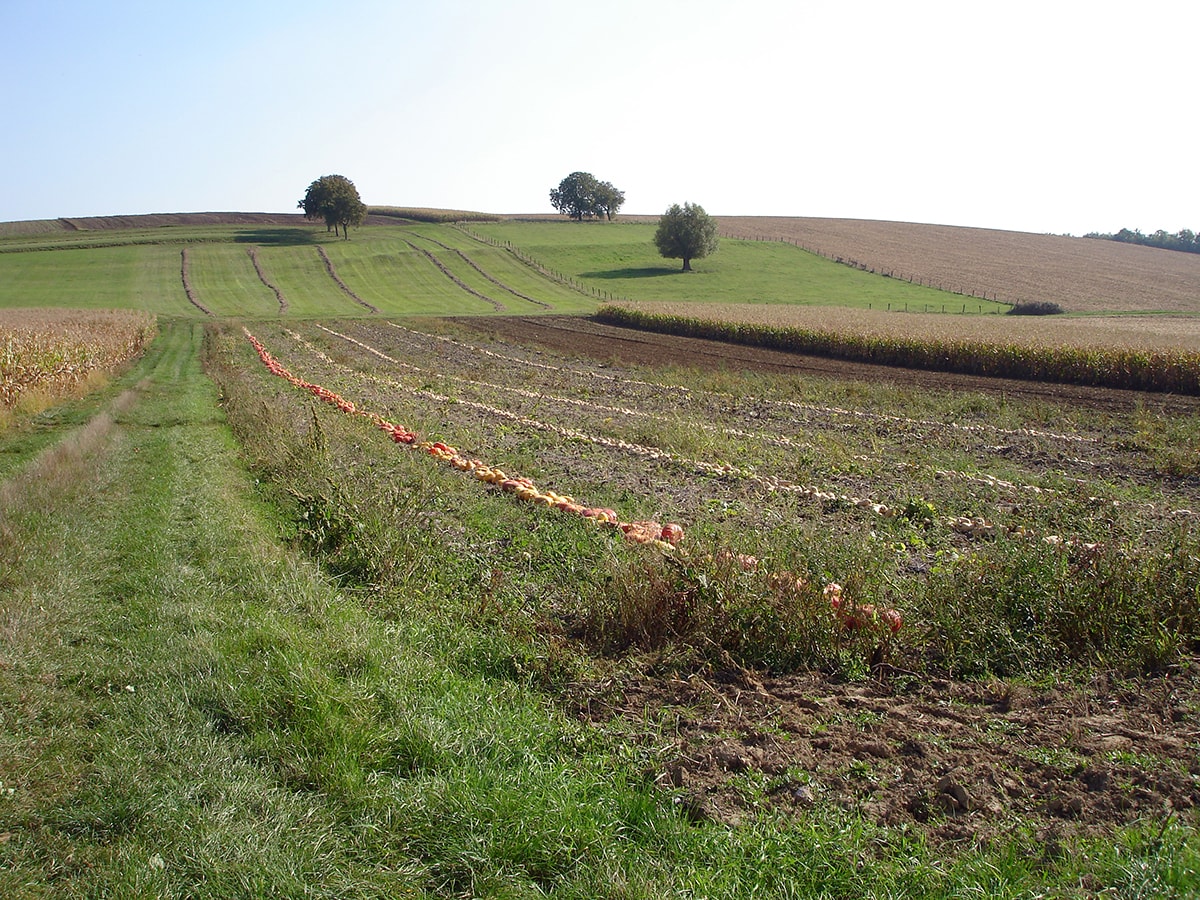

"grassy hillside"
[717,216,1200,314]
[3,209,1200,895]
[469,221,1010,313]
[0,224,599,318]
[6,210,1197,315]
[1,218,1013,320]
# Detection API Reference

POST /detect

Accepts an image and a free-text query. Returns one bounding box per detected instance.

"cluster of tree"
[298,174,367,238]
[1085,227,1200,255]
[549,172,625,221]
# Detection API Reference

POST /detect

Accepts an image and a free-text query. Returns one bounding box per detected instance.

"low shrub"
[1007,300,1064,316]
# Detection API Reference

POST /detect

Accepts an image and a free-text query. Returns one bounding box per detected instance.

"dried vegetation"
[0,308,156,414]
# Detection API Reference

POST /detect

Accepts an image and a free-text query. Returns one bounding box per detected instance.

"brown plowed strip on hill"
[454,316,1200,414]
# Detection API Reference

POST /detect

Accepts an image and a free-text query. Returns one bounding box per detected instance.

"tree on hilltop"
[653,202,719,271]
[298,174,367,239]
[593,180,625,221]
[549,171,624,221]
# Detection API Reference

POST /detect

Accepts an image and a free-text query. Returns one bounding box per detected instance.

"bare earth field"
[713,216,1200,315]
[573,660,1199,845]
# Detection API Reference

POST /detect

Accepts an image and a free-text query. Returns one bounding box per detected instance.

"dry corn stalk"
[1,308,157,407]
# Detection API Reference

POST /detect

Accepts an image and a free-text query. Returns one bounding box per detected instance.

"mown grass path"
[0,323,788,896]
[1,323,419,894]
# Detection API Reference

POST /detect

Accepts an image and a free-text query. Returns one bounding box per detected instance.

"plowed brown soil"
[570,663,1199,844]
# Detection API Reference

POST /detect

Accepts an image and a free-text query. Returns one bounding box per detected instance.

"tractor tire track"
[316,246,380,313]
[248,246,288,314]
[179,247,213,316]
[404,232,551,309]
[403,240,506,312]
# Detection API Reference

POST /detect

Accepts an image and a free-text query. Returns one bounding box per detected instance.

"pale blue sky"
[3,0,1196,234]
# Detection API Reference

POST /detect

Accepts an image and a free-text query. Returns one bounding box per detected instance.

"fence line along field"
[0,307,156,415]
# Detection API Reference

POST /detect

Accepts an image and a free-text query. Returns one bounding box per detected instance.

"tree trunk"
[682,257,692,272]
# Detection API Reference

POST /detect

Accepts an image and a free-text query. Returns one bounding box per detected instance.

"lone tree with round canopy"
[654,202,719,271]
[298,174,367,239]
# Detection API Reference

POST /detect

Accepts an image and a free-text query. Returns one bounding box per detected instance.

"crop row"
[245,327,682,547]
[390,323,1100,446]
[237,321,1200,676]
[246,325,907,644]
[596,305,1200,395]
[290,324,1177,559]
[371,324,1175,512]
[1,309,157,407]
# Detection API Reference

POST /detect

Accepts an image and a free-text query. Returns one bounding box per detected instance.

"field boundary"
[719,228,1016,308]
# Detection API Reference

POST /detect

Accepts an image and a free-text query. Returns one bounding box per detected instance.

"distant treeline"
[1085,227,1199,254]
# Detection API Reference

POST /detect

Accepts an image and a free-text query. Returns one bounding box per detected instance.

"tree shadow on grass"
[233,228,319,246]
[580,266,681,279]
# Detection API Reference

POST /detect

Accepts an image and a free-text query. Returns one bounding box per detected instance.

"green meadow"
[0,224,602,318]
[470,221,1010,313]
[0,219,1007,318]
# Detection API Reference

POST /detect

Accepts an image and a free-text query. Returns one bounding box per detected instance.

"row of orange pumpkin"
[244,328,901,633]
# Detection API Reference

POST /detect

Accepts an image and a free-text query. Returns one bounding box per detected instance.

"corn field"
[1,309,157,407]
[597,304,1200,395]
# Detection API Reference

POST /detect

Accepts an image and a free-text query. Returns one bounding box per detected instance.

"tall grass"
[369,205,501,223]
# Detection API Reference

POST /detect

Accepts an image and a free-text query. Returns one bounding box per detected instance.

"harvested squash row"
[247,327,904,637]
[243,327,682,550]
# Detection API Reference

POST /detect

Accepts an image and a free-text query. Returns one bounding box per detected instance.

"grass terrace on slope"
[470,221,1012,313]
